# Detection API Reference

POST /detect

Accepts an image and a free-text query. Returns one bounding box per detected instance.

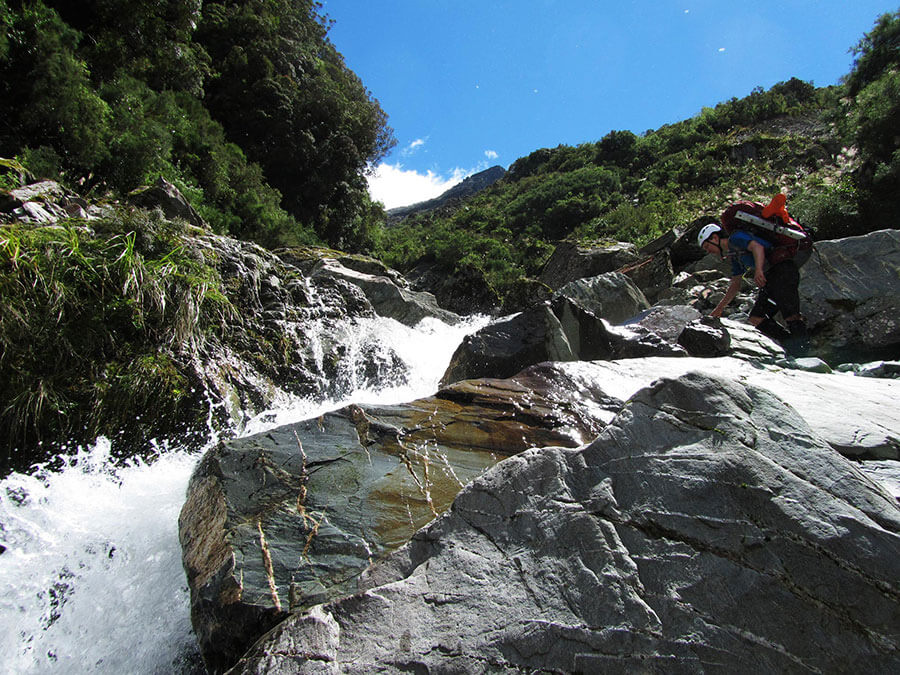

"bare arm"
[747,240,767,287]
[711,276,743,318]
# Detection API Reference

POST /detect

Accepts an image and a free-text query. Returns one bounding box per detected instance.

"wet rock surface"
[192,236,409,428]
[179,363,618,671]
[182,354,900,671]
[279,249,461,327]
[231,373,900,674]
[177,228,900,672]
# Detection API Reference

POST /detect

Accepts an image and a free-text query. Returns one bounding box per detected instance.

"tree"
[0,2,110,173]
[45,0,210,96]
[845,10,900,224]
[845,10,900,96]
[196,0,395,248]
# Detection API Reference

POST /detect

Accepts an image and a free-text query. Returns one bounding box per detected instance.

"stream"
[0,314,487,674]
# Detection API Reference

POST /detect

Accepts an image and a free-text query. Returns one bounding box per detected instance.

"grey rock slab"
[310,257,460,326]
[552,355,900,460]
[180,363,619,672]
[554,271,650,324]
[858,461,900,501]
[800,229,900,358]
[232,372,900,673]
[539,240,639,290]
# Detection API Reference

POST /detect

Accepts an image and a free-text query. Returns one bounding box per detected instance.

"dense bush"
[845,10,900,226]
[0,0,394,250]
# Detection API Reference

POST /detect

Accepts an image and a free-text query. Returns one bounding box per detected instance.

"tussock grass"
[0,208,234,472]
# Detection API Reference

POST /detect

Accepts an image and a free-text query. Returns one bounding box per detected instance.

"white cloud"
[367,163,468,209]
[485,150,499,160]
[401,138,427,157]
[718,47,726,52]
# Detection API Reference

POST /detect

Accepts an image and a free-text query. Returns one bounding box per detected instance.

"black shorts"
[750,260,801,320]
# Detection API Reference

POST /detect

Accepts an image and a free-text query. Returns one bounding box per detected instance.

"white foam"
[0,312,488,672]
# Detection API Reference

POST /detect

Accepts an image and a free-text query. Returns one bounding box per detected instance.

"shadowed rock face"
[539,240,640,290]
[178,363,619,672]
[439,294,681,387]
[230,372,900,674]
[800,229,900,361]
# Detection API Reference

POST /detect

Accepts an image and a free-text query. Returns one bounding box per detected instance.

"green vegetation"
[844,9,900,227]
[0,0,394,250]
[0,202,231,467]
[1,4,898,469]
[372,10,900,299]
[372,77,847,296]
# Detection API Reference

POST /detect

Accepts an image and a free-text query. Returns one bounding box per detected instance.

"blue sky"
[323,1,898,208]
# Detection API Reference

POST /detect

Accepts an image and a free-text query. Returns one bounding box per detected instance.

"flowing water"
[0,314,487,674]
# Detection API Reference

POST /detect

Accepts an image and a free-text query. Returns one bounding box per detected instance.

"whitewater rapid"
[0,315,487,674]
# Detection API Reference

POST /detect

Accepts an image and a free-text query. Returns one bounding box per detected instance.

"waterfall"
[0,314,488,674]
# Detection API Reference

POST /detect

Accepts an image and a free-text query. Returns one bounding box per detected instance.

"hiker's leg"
[749,288,790,341]
[765,261,801,320]
[756,317,792,341]
[765,261,810,354]
[749,287,778,324]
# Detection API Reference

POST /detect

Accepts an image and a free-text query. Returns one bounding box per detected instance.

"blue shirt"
[728,230,772,276]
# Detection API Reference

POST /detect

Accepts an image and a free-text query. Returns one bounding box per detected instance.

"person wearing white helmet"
[697,222,808,353]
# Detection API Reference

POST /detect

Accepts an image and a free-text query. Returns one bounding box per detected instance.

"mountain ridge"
[386,165,507,223]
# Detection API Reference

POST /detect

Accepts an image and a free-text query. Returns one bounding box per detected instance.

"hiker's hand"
[754,269,766,287]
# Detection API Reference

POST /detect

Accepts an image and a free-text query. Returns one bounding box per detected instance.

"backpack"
[720,194,813,266]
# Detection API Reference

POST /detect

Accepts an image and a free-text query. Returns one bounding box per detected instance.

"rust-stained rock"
[178,362,622,672]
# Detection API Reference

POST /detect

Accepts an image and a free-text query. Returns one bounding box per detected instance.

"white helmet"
[697,223,722,247]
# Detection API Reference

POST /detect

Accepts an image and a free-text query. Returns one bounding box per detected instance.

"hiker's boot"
[784,319,811,357]
[756,318,791,343]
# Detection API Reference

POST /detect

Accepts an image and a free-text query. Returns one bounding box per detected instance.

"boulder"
[129,176,205,229]
[554,271,650,324]
[678,316,732,356]
[837,360,900,378]
[308,257,461,327]
[231,372,900,673]
[439,296,620,385]
[670,220,711,268]
[406,262,501,315]
[624,305,702,342]
[539,240,639,290]
[638,227,681,256]
[442,303,784,387]
[499,276,554,315]
[1,179,90,223]
[800,229,900,361]
[179,363,619,672]
[618,250,675,303]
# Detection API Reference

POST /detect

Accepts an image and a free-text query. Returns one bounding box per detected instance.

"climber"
[697,222,810,355]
